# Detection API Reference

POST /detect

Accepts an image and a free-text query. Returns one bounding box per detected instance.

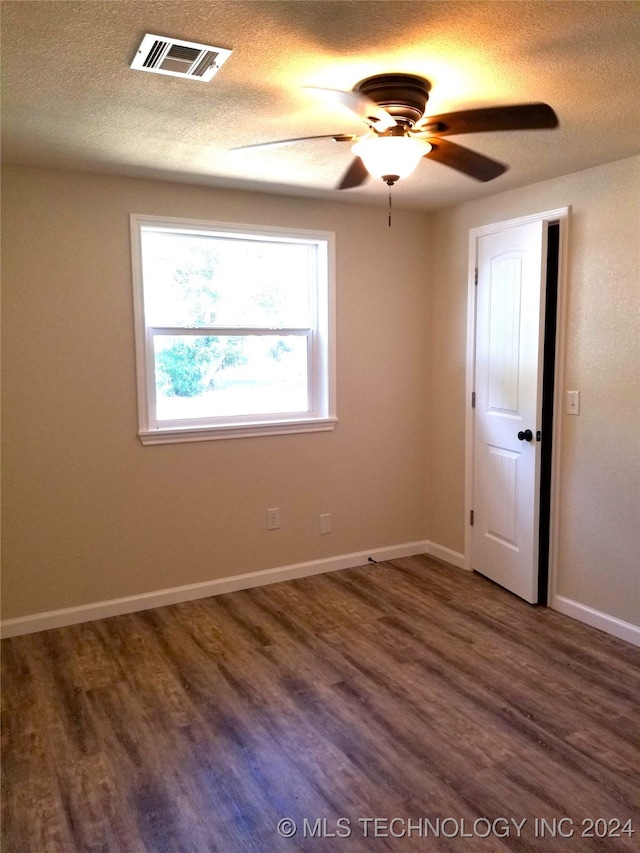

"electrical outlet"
[319,513,332,535]
[267,508,280,530]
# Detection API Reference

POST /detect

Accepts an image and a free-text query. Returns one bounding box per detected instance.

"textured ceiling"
[2,1,639,210]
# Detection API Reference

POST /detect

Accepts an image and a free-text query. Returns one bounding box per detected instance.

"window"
[130,215,336,444]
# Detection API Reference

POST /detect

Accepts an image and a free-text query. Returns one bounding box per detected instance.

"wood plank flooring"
[2,555,639,852]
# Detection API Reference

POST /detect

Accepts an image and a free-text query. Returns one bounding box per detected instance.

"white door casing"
[471,220,547,603]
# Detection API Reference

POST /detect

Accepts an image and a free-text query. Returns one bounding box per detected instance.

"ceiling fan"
[234,74,558,189]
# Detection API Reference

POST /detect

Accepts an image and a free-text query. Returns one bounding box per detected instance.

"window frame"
[130,214,337,444]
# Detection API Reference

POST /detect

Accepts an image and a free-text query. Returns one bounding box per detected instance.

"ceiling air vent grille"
[131,34,232,82]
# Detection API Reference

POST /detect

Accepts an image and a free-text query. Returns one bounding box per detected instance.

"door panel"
[488,256,522,413]
[472,221,546,603]
[485,445,519,548]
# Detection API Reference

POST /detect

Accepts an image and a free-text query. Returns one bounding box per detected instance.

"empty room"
[1,2,638,851]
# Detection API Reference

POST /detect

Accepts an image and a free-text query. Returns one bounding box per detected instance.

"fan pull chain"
[388,188,392,227]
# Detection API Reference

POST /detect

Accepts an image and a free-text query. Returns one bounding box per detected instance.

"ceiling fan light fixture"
[351,135,432,183]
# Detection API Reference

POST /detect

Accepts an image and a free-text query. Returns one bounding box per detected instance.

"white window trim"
[130,214,337,444]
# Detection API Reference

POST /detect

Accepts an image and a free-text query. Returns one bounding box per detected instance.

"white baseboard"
[421,540,466,570]
[5,546,634,648]
[551,595,640,647]
[1,539,448,638]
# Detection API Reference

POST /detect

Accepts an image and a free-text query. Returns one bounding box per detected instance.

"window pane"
[153,335,309,421]
[141,230,312,327]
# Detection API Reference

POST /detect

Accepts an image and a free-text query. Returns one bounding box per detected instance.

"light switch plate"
[566,390,580,415]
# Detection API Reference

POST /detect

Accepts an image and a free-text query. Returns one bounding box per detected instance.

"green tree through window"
[154,244,247,397]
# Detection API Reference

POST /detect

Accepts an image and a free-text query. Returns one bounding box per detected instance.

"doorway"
[464,209,568,605]
[537,221,560,603]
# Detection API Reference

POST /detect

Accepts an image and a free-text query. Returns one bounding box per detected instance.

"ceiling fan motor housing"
[356,74,430,126]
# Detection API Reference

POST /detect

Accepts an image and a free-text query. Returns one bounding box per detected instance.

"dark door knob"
[517,429,533,442]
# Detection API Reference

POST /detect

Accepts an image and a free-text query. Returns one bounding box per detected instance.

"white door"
[471,220,547,603]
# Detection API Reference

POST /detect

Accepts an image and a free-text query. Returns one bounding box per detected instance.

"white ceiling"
[2,1,639,210]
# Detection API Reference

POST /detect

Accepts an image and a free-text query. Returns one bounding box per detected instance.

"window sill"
[138,416,338,445]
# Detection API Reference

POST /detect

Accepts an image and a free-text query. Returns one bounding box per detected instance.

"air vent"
[131,34,232,82]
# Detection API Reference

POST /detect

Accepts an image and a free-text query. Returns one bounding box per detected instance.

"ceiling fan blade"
[337,157,370,190]
[304,86,397,131]
[425,138,507,182]
[418,103,558,136]
[231,133,355,152]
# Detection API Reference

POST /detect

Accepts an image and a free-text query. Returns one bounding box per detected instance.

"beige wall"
[1,165,431,620]
[427,156,640,627]
[3,158,639,632]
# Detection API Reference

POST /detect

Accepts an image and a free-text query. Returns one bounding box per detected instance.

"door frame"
[464,207,570,605]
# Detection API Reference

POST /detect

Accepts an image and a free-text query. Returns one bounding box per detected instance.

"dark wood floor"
[2,555,639,852]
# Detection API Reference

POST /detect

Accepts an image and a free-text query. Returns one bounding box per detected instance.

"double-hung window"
[130,215,336,443]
